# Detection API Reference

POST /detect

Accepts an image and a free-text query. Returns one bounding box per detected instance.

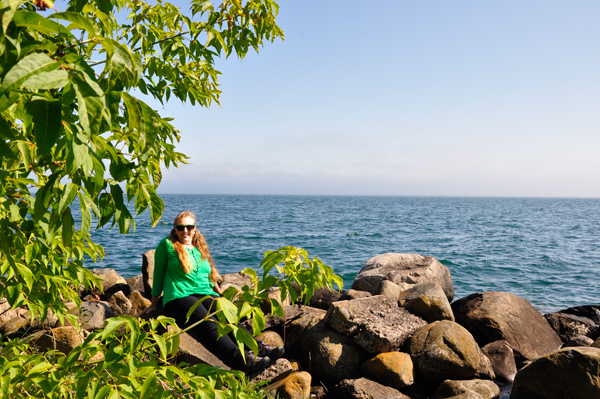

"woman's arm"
[139,295,159,315]
[212,283,231,295]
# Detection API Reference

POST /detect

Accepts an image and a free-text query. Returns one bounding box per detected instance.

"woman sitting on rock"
[140,210,284,373]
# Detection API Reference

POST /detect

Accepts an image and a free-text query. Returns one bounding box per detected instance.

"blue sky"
[153,1,600,197]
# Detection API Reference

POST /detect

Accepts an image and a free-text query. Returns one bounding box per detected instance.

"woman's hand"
[213,283,232,295]
[139,304,157,316]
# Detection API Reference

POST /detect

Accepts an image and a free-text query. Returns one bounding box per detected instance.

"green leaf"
[25,96,62,155]
[11,11,75,39]
[21,69,69,91]
[101,317,126,340]
[78,192,91,233]
[57,183,78,214]
[33,174,58,221]
[140,372,157,399]
[1,0,27,33]
[52,11,96,36]
[0,52,61,96]
[216,297,238,325]
[61,208,74,247]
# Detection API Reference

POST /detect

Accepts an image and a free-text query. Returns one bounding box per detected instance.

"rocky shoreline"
[2,251,600,399]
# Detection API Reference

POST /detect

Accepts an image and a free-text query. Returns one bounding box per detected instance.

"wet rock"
[361,352,414,389]
[432,379,500,399]
[326,295,426,354]
[69,301,114,331]
[263,371,311,399]
[544,311,596,342]
[142,249,155,296]
[250,358,293,384]
[452,292,562,366]
[108,291,133,316]
[481,341,517,383]
[511,346,600,399]
[30,326,83,354]
[334,377,411,399]
[352,253,454,301]
[561,335,594,348]
[338,289,372,301]
[408,320,483,383]
[91,268,127,294]
[398,282,455,323]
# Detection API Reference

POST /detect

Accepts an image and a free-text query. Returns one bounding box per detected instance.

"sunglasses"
[175,224,196,232]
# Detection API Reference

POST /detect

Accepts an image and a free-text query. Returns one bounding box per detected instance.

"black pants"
[164,294,252,370]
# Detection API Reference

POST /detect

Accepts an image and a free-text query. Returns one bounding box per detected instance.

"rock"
[544,311,596,342]
[335,377,411,399]
[376,280,402,301]
[593,337,600,348]
[307,287,342,310]
[92,268,127,294]
[432,379,500,399]
[338,289,372,301]
[326,295,426,354]
[398,282,455,323]
[452,292,562,366]
[474,351,495,380]
[361,352,414,389]
[104,283,131,300]
[303,318,365,382]
[142,249,155,296]
[125,274,144,293]
[250,358,293,384]
[353,253,454,301]
[408,320,482,383]
[108,291,133,316]
[562,335,594,348]
[69,301,114,331]
[481,341,517,382]
[511,346,600,399]
[221,272,253,290]
[263,371,311,399]
[310,386,326,399]
[0,299,28,328]
[30,326,83,354]
[1,316,30,336]
[282,307,327,360]
[557,305,600,325]
[256,330,284,348]
[261,287,291,314]
[129,290,151,315]
[173,326,229,369]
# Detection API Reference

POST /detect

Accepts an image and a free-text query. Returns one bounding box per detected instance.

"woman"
[140,211,283,373]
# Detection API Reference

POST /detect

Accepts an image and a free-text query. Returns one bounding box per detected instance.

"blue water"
[87,195,600,314]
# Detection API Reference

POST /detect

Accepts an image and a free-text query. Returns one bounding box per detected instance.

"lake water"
[87,195,600,314]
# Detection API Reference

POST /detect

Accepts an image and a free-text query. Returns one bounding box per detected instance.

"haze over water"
[87,195,600,314]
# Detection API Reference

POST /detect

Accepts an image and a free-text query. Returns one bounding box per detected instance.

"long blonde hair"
[169,211,221,283]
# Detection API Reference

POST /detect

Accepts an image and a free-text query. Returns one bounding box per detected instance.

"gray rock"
[376,280,402,301]
[282,307,327,361]
[221,272,253,290]
[352,253,454,301]
[307,287,343,310]
[335,377,411,399]
[544,311,596,342]
[69,301,114,331]
[326,295,426,354]
[432,379,500,399]
[398,282,455,323]
[481,340,517,383]
[142,250,155,296]
[452,292,562,366]
[511,347,600,399]
[125,274,144,293]
[408,320,483,383]
[173,325,229,369]
[561,335,594,348]
[250,358,293,384]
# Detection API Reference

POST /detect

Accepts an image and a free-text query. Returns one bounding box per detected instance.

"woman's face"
[175,216,196,245]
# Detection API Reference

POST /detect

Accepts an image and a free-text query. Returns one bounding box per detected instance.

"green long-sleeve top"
[151,237,215,305]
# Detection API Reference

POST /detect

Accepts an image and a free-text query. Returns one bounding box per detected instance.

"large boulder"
[510,347,600,399]
[408,320,484,383]
[352,253,454,301]
[250,358,293,384]
[108,291,133,316]
[452,292,562,365]
[282,307,327,361]
[398,282,455,323]
[30,326,83,354]
[91,268,127,294]
[544,311,596,342]
[432,379,500,399]
[335,378,411,399]
[142,249,155,296]
[172,326,229,369]
[481,341,517,383]
[69,301,114,331]
[361,352,414,389]
[326,295,426,354]
[125,274,144,293]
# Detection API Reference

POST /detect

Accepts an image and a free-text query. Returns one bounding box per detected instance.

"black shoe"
[258,341,285,361]
[245,351,271,374]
